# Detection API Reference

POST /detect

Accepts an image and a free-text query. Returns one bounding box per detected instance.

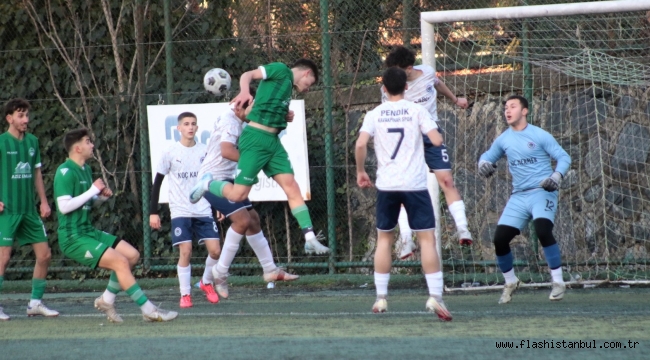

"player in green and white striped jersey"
[0,98,58,321]
[54,128,177,323]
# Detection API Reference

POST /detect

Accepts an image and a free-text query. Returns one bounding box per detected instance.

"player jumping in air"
[383,46,472,259]
[356,67,452,321]
[190,59,330,255]
[150,112,221,308]
[54,128,177,322]
[478,95,570,304]
[0,98,58,321]
[196,92,298,299]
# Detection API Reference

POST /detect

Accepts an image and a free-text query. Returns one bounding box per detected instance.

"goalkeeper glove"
[478,160,496,178]
[540,171,562,191]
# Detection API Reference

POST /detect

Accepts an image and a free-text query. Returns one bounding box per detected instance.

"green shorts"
[0,212,48,247]
[59,229,118,269]
[235,125,294,186]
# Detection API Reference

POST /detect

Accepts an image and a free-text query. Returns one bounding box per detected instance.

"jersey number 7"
[388,128,404,160]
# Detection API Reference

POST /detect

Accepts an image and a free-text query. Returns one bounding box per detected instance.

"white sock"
[448,200,468,229]
[177,265,192,296]
[374,272,390,297]
[304,231,316,241]
[102,290,116,304]
[202,255,219,284]
[550,267,564,284]
[503,268,518,284]
[425,271,444,297]
[140,300,156,314]
[215,227,244,276]
[246,231,277,273]
[28,299,42,307]
[397,207,412,243]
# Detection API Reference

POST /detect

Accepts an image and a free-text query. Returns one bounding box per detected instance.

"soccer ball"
[203,68,231,96]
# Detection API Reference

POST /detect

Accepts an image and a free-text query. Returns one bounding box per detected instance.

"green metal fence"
[2,1,650,284]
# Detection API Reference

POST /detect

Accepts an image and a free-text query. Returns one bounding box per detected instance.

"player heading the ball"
[190,59,330,255]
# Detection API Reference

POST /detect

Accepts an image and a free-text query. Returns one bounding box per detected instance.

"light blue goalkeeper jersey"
[480,124,571,193]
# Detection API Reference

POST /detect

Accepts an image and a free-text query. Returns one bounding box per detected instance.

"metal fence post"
[164,0,174,105]
[320,0,336,274]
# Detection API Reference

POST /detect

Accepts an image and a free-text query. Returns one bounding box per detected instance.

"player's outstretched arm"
[149,173,165,230]
[434,79,468,109]
[478,137,505,178]
[34,167,51,218]
[57,178,104,214]
[221,142,240,162]
[355,132,373,188]
[231,68,264,111]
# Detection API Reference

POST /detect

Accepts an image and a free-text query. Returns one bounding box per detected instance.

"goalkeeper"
[478,95,571,304]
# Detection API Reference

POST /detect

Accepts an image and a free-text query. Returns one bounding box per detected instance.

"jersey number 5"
[388,128,404,160]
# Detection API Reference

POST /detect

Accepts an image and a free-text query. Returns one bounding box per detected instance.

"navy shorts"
[171,217,220,246]
[423,129,451,171]
[203,179,253,217]
[376,190,435,231]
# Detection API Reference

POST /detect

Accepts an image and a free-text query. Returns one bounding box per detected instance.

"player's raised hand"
[149,214,161,230]
[455,97,469,109]
[357,171,373,188]
[93,178,106,192]
[40,202,51,218]
[540,172,562,192]
[286,110,295,123]
[478,160,497,178]
[230,92,253,111]
[100,187,113,198]
[0,201,4,213]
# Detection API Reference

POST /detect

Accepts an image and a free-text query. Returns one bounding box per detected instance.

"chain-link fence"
[2,1,649,284]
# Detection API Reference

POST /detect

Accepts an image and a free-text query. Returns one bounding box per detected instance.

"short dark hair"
[4,98,30,117]
[291,58,319,84]
[504,95,529,109]
[382,67,407,96]
[64,128,91,153]
[177,112,197,122]
[385,46,416,68]
[242,86,257,109]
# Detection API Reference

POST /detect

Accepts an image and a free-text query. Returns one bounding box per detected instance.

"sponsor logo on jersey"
[60,168,69,176]
[174,227,182,236]
[509,157,538,167]
[413,95,432,104]
[29,147,35,157]
[6,151,17,155]
[11,162,32,179]
[527,142,537,149]
[177,171,198,179]
[380,109,410,117]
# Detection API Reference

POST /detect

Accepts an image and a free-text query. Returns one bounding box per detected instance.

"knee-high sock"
[246,231,277,273]
[215,228,244,276]
[177,265,191,296]
[202,255,220,284]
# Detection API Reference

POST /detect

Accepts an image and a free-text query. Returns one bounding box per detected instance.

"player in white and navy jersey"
[382,46,472,259]
[478,95,571,304]
[149,112,221,308]
[356,67,452,321]
[195,92,298,299]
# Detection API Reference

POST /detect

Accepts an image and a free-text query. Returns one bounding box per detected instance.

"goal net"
[420,1,650,287]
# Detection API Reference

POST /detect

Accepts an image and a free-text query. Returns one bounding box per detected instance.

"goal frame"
[419,0,650,264]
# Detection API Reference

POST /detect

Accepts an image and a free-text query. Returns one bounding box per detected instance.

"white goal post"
[419,0,650,268]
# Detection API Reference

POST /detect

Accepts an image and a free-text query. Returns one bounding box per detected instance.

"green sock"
[0,275,4,294]
[291,204,313,230]
[31,278,46,300]
[208,180,228,198]
[107,272,121,294]
[126,283,149,306]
